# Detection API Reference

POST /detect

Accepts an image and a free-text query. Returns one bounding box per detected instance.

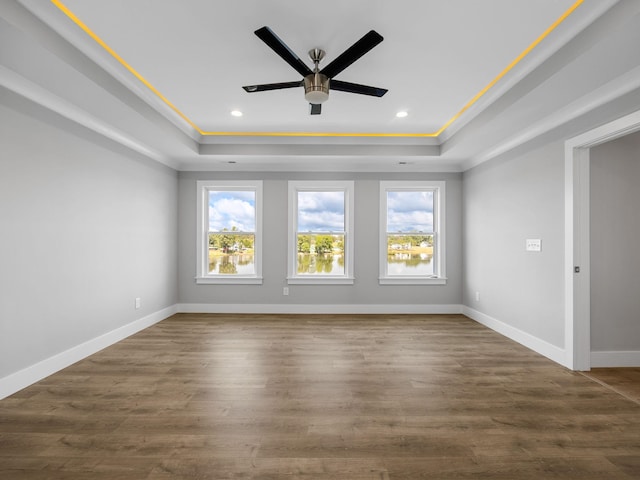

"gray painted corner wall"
[178,171,463,307]
[462,141,566,348]
[590,130,640,351]
[0,101,178,379]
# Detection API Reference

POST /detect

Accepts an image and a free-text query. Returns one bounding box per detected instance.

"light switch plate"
[526,239,541,252]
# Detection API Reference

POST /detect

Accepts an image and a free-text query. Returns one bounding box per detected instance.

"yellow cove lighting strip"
[51,0,584,138]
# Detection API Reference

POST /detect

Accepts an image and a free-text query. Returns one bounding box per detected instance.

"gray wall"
[0,100,178,379]
[590,130,640,351]
[178,171,462,307]
[462,141,566,348]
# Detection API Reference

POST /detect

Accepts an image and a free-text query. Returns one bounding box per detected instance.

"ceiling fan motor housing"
[304,72,330,103]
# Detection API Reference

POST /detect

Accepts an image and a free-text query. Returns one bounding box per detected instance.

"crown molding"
[0,65,178,169]
[463,64,640,171]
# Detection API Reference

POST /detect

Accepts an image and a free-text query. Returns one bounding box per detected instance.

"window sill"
[287,276,355,285]
[379,276,447,285]
[196,276,263,285]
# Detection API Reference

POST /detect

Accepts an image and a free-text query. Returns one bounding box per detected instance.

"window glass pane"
[297,191,345,232]
[208,233,255,275]
[209,191,256,232]
[288,181,353,283]
[387,234,434,276]
[296,234,345,275]
[386,190,435,276]
[207,190,256,276]
[386,191,433,233]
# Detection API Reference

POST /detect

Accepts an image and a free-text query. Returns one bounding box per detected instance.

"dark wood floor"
[1,314,639,479]
[583,368,640,405]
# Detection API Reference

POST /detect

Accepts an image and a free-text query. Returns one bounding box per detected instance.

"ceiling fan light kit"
[304,48,329,104]
[243,26,387,115]
[304,73,330,104]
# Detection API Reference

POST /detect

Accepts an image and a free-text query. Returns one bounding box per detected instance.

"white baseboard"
[462,306,568,367]
[591,350,640,368]
[0,305,178,400]
[177,303,464,315]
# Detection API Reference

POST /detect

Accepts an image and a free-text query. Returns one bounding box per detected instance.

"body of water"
[297,253,344,275]
[387,252,433,276]
[207,252,433,276]
[209,254,255,275]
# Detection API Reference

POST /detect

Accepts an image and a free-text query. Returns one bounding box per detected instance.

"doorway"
[565,110,640,370]
[589,132,640,367]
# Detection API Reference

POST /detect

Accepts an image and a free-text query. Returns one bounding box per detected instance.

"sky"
[207,189,431,233]
[297,191,345,232]
[386,190,434,233]
[208,190,255,231]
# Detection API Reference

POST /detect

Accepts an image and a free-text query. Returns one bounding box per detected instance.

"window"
[379,181,446,285]
[196,180,262,284]
[288,181,354,284]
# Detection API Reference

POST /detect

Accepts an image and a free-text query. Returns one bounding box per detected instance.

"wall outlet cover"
[526,239,542,252]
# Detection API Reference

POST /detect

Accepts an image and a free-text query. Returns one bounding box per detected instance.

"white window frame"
[288,180,355,285]
[196,180,263,284]
[379,181,446,285]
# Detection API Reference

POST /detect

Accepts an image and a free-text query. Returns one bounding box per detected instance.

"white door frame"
[564,110,640,370]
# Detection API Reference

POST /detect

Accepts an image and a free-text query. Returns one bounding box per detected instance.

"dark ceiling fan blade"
[309,103,322,115]
[254,26,312,77]
[320,30,383,78]
[330,80,388,97]
[242,81,302,93]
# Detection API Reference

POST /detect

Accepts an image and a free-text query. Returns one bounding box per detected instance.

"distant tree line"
[297,234,344,255]
[387,234,433,248]
[209,227,254,254]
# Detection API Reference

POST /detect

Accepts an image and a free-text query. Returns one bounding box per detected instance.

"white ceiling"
[4,0,640,171]
[37,0,581,134]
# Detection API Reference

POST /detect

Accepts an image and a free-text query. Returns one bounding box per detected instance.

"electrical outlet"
[475,291,480,302]
[283,287,289,296]
[135,297,141,309]
[526,239,542,252]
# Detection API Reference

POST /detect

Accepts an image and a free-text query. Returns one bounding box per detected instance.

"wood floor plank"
[0,456,156,480]
[583,368,640,404]
[1,313,639,479]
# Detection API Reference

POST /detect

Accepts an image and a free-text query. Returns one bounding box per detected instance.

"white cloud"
[387,191,434,232]
[387,191,433,213]
[298,210,344,231]
[387,210,433,232]
[209,192,255,231]
[298,191,345,231]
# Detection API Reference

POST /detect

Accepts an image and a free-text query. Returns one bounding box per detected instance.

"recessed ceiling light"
[396,111,408,118]
[230,110,243,117]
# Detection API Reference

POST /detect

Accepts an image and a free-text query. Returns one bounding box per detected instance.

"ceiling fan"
[242,26,388,115]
